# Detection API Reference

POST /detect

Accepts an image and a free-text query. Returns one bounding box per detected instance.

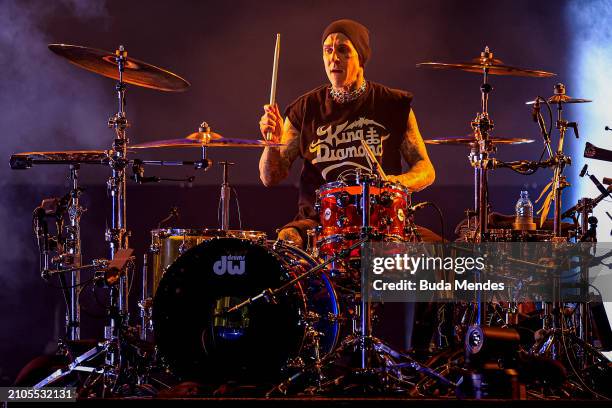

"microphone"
[407,201,431,214]
[605,126,611,131]
[531,99,540,123]
[579,164,588,178]
[531,98,549,143]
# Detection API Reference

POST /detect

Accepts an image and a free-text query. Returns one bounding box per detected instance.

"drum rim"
[316,179,411,197]
[316,180,348,196]
[316,232,409,247]
[151,228,267,238]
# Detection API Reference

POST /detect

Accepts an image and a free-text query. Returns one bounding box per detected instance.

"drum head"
[152,238,305,382]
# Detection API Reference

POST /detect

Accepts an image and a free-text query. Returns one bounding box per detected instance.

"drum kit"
[11,43,612,399]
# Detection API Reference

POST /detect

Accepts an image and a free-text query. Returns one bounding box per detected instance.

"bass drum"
[152,237,340,383]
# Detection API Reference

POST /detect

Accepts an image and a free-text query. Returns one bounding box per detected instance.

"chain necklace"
[330,80,367,104]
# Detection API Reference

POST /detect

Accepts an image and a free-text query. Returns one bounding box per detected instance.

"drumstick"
[361,139,388,181]
[266,33,281,142]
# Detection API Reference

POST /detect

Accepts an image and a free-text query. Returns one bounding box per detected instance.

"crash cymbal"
[48,44,190,92]
[425,137,534,145]
[417,48,555,78]
[129,137,285,149]
[417,61,556,78]
[526,95,592,105]
[10,150,109,169]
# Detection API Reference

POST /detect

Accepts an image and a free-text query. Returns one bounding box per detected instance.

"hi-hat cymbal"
[417,48,555,78]
[10,150,110,169]
[425,137,534,145]
[526,94,592,105]
[48,44,190,92]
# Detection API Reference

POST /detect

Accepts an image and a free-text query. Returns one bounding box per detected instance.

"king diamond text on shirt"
[309,117,390,178]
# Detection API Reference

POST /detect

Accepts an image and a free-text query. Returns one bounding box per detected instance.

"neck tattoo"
[330,80,367,104]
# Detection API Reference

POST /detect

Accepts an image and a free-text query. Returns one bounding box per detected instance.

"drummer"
[259,19,437,247]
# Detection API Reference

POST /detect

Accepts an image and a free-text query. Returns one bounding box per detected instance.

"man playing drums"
[259,19,436,247]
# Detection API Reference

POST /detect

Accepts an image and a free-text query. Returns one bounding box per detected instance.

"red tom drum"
[314,179,412,256]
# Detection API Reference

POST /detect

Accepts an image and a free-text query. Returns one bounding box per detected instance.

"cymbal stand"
[550,83,575,238]
[106,45,130,323]
[465,47,499,328]
[529,85,575,358]
[193,121,235,231]
[353,172,453,390]
[219,161,235,231]
[468,47,497,241]
[39,44,134,395]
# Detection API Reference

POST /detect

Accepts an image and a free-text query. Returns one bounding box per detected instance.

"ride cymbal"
[48,44,190,92]
[417,47,555,78]
[425,137,534,146]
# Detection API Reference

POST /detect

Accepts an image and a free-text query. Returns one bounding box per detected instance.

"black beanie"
[321,19,371,66]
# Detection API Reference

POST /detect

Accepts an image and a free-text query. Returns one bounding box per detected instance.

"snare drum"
[314,179,411,256]
[149,229,266,295]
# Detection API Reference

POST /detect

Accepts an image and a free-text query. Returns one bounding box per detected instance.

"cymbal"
[526,95,592,105]
[417,49,556,78]
[48,44,190,92]
[425,137,535,146]
[129,136,285,149]
[10,150,109,169]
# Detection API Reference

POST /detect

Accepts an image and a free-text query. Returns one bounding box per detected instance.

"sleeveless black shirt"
[285,81,413,221]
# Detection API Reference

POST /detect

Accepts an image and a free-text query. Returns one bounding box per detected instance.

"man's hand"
[259,103,283,142]
[278,227,304,248]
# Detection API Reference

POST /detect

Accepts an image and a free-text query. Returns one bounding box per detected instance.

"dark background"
[1,0,605,385]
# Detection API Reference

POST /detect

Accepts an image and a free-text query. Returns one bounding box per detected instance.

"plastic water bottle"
[513,190,536,231]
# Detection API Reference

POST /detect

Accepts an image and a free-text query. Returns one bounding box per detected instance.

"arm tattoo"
[399,136,424,169]
[259,119,301,186]
[388,110,436,191]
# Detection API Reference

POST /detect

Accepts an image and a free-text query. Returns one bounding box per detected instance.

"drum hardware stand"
[267,174,456,395]
[561,179,612,242]
[550,83,576,239]
[191,121,236,231]
[35,45,136,395]
[139,254,152,341]
[131,159,209,184]
[34,249,135,395]
[529,251,609,376]
[468,47,497,242]
[33,166,86,342]
[566,165,612,241]
[104,46,132,335]
[66,164,84,341]
[219,160,235,231]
